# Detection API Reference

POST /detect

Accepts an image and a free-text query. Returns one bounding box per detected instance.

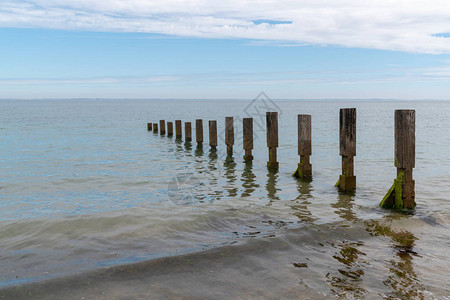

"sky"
[1,0,450,99]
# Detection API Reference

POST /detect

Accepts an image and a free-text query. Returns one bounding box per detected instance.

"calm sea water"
[0,99,449,298]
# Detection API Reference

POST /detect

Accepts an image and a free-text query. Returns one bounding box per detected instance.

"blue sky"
[1,1,450,99]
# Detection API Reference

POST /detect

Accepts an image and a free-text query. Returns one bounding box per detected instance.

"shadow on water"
[265,169,280,203]
[365,214,424,299]
[290,180,315,223]
[223,156,238,197]
[240,160,259,198]
[326,192,368,298]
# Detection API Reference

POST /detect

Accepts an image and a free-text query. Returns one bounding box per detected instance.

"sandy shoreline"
[0,223,360,299]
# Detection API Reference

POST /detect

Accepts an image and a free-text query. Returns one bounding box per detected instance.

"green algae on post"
[380,110,416,210]
[334,178,340,187]
[380,183,395,208]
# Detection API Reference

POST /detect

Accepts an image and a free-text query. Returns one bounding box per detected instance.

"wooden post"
[167,122,173,136]
[153,123,158,133]
[196,119,203,146]
[266,112,279,170]
[335,108,356,190]
[380,110,416,209]
[243,118,253,160]
[209,120,218,150]
[159,120,166,135]
[175,120,182,139]
[147,123,152,131]
[185,122,192,141]
[293,114,312,179]
[225,117,234,156]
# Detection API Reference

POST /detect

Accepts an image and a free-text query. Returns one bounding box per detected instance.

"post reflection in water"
[327,192,368,297]
[326,240,368,298]
[194,144,203,157]
[223,156,237,197]
[184,140,192,154]
[207,148,223,201]
[290,180,315,223]
[265,169,280,203]
[208,148,218,170]
[174,136,183,153]
[365,215,424,298]
[188,144,205,203]
[332,191,357,223]
[240,160,259,198]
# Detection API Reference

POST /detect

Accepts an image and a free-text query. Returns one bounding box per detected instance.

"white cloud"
[2,0,450,53]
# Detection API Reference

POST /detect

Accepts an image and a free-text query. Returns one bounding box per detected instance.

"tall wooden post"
[159,120,166,135]
[167,122,174,136]
[185,122,192,141]
[175,120,182,139]
[196,119,203,146]
[225,117,234,156]
[266,112,279,170]
[243,118,253,160]
[147,123,152,131]
[381,110,416,209]
[335,108,356,190]
[153,123,158,133]
[293,114,312,179]
[209,120,218,150]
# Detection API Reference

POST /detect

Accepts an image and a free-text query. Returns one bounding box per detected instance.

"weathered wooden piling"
[243,118,253,160]
[380,110,416,209]
[153,123,158,133]
[167,122,174,136]
[209,120,218,150]
[147,123,152,131]
[293,114,312,179]
[175,120,182,139]
[185,122,192,141]
[266,112,279,170]
[335,108,356,190]
[225,117,234,156]
[159,120,166,135]
[196,119,203,146]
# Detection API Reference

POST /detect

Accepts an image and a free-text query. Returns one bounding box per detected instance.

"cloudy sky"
[1,0,450,99]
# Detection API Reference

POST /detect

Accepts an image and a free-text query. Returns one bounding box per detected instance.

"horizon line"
[1,98,450,101]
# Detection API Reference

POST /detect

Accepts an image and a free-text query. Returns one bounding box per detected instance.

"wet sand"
[2,218,442,299]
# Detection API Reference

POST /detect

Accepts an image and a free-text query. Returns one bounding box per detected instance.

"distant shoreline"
[1,98,449,102]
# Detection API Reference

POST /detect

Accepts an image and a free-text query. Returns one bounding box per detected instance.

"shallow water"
[0,99,449,298]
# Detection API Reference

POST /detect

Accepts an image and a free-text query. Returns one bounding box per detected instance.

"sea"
[0,99,449,299]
